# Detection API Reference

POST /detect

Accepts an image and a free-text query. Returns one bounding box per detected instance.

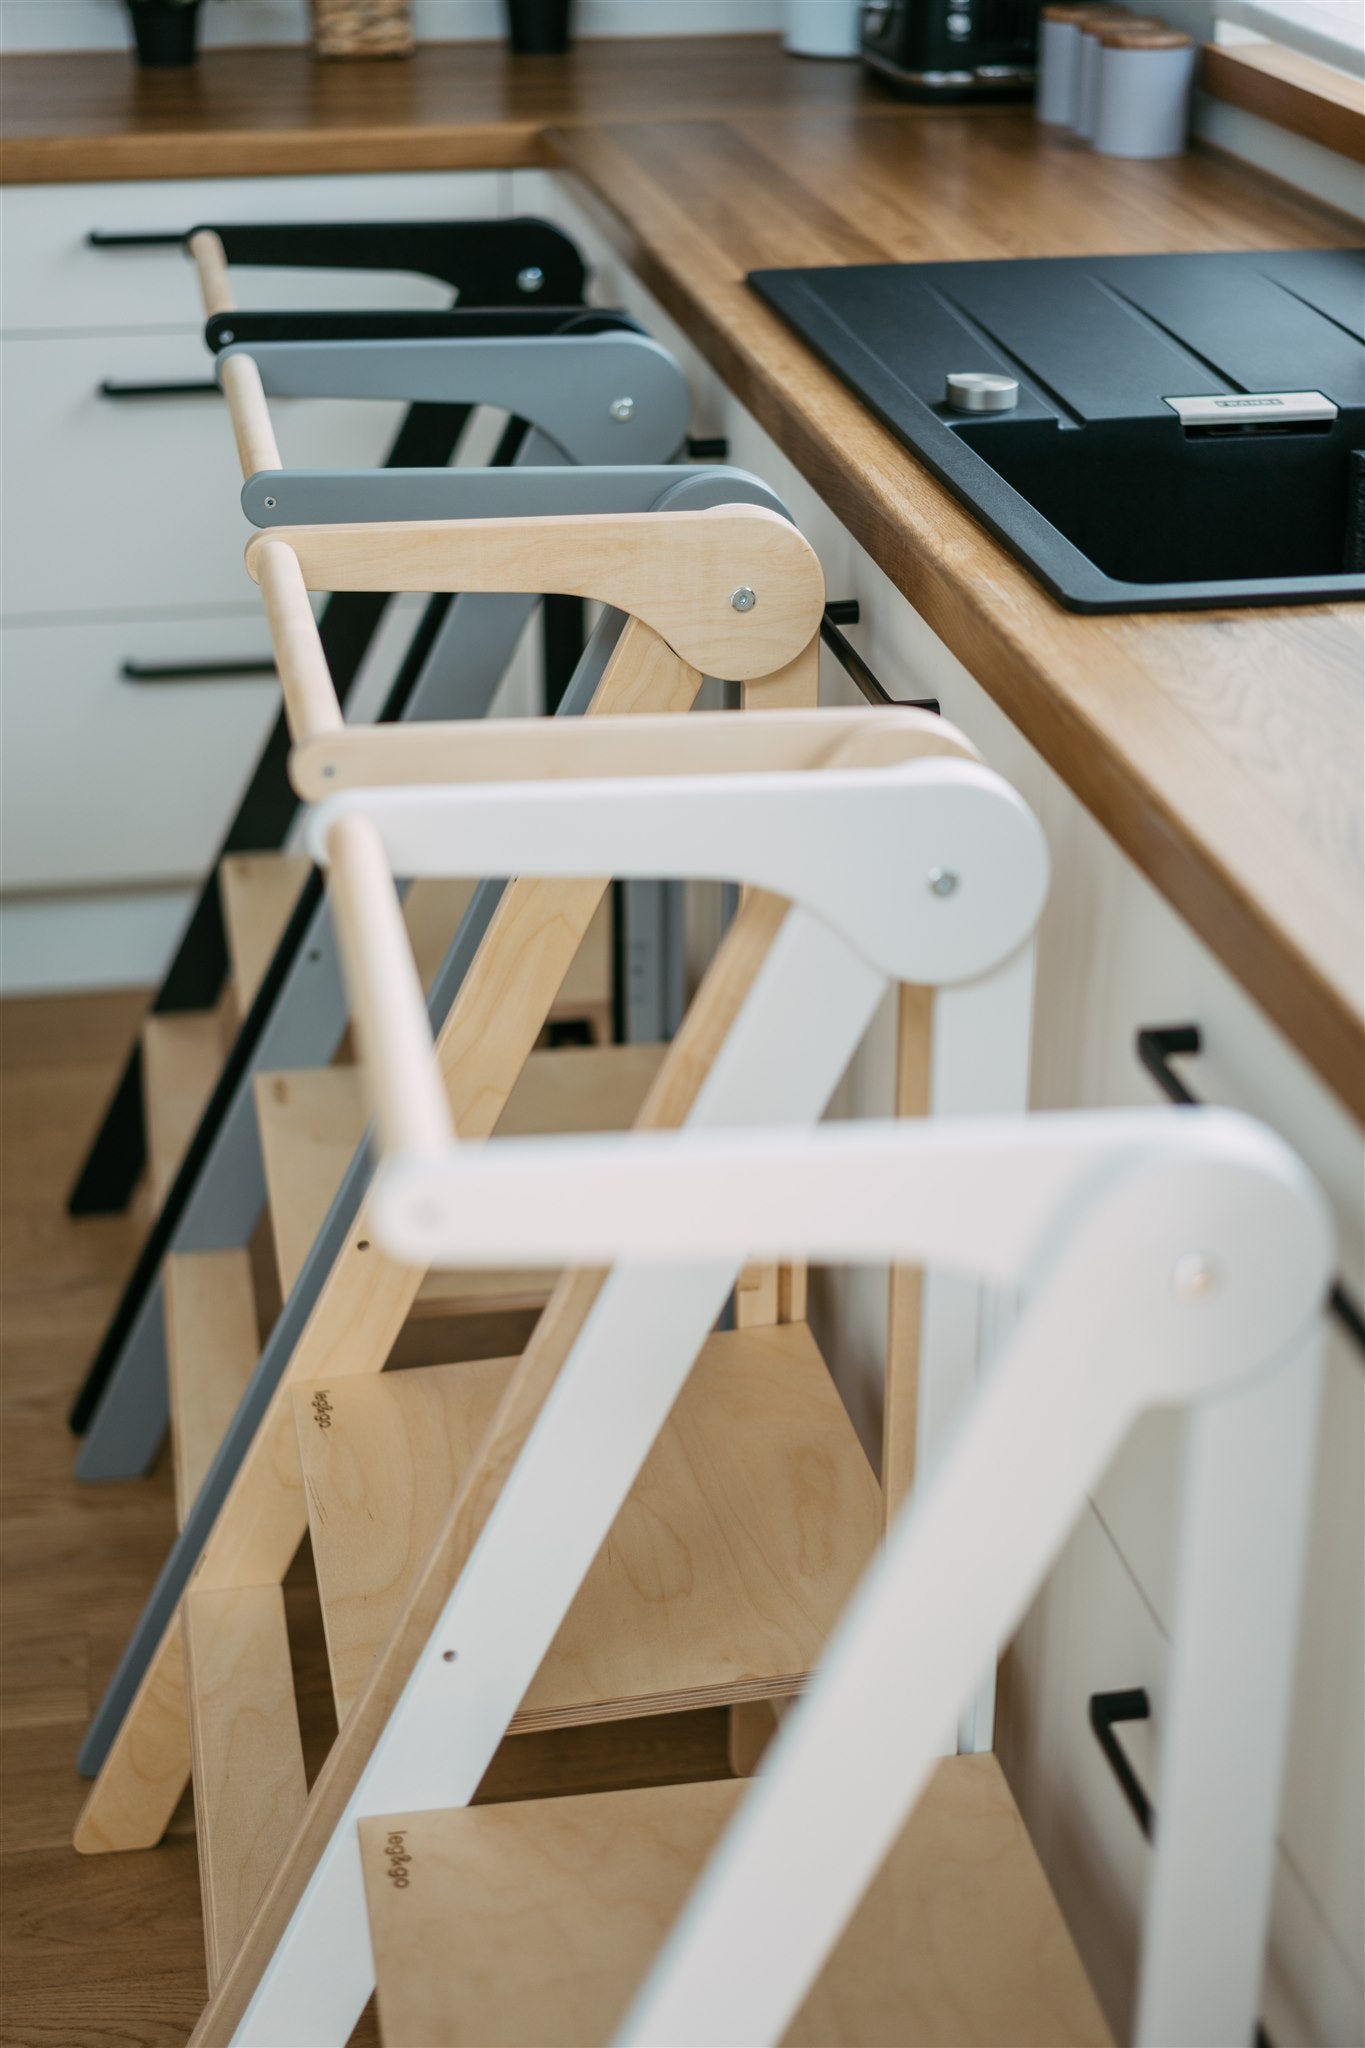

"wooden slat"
[164,1250,259,1528]
[359,1755,1112,2047]
[254,1041,667,1305]
[142,1011,228,1208]
[182,1585,308,1992]
[218,853,312,1019]
[295,1321,881,1728]
[404,878,613,1040]
[1200,40,1365,164]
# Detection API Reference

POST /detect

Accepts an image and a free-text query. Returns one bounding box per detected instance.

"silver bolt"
[263,496,277,509]
[927,867,959,897]
[731,586,757,613]
[516,266,545,294]
[609,396,636,423]
[219,328,235,344]
[1173,1253,1220,1302]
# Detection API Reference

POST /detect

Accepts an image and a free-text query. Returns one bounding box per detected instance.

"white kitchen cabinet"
[2,330,406,618]
[0,170,500,335]
[0,611,278,888]
[0,167,506,921]
[521,165,1365,2048]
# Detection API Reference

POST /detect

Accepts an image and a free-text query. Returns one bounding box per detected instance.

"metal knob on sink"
[945,372,1020,413]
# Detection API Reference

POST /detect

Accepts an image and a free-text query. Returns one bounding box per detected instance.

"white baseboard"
[0,888,193,995]
[1,0,784,55]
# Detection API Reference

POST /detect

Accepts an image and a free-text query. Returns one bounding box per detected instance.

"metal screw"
[263,496,277,509]
[219,328,235,344]
[927,867,959,897]
[609,396,636,423]
[517,266,545,294]
[731,586,757,613]
[1173,1253,1219,1302]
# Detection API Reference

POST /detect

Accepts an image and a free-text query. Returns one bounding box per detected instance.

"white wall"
[0,0,783,54]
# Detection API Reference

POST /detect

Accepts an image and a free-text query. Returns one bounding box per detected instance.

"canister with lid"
[1037,3,1124,125]
[1093,23,1196,155]
[1075,10,1164,135]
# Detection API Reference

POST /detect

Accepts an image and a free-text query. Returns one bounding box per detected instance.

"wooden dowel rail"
[324,814,455,1163]
[253,539,345,744]
[188,228,235,321]
[189,230,282,477]
[218,353,282,480]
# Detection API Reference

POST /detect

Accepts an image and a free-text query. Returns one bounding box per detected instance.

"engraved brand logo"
[312,1389,334,1431]
[1215,395,1280,408]
[384,1830,412,1889]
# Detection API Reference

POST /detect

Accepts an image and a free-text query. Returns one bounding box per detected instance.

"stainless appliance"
[859,0,1039,99]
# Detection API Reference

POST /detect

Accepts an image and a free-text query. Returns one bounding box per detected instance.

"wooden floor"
[0,989,732,2048]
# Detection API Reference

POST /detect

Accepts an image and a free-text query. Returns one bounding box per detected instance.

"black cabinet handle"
[821,601,940,715]
[121,658,276,684]
[1089,1688,1154,1838]
[98,378,220,401]
[1136,1025,1365,1356]
[1090,1687,1276,2048]
[87,230,188,249]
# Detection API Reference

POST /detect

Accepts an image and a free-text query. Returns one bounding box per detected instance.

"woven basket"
[310,0,414,57]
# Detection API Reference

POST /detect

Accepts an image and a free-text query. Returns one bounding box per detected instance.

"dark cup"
[127,0,202,66]
[506,0,572,54]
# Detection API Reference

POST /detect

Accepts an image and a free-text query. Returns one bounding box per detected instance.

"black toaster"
[860,0,1040,99]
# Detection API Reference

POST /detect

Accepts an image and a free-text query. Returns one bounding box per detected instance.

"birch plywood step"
[219,852,313,1017]
[255,1040,667,1307]
[359,1757,1111,2048]
[183,1583,308,1992]
[294,1321,882,1729]
[164,1249,259,1527]
[142,1010,230,1207]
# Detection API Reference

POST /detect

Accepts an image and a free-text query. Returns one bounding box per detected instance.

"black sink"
[749,249,1365,613]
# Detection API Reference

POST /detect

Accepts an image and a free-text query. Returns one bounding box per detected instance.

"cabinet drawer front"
[3,332,407,617]
[1,613,279,890]
[1,171,502,337]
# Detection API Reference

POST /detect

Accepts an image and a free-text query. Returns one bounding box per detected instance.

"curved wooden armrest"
[246,508,825,682]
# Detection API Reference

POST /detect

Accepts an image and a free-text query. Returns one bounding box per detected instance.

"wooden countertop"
[4,40,1362,1116]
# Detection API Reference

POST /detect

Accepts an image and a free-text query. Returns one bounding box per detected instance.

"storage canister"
[1075,11,1163,136]
[1093,23,1196,155]
[1037,4,1122,126]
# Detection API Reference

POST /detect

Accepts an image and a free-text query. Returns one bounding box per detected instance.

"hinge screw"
[219,328,234,344]
[1173,1254,1219,1302]
[731,586,757,613]
[927,867,959,897]
[263,496,277,509]
[517,266,545,294]
[609,396,636,422]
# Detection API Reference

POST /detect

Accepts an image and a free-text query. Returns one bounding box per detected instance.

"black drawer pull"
[1090,1688,1276,2048]
[821,601,940,715]
[87,231,188,249]
[1137,1025,1365,1357]
[1089,1687,1153,1838]
[99,379,220,401]
[121,658,276,684]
